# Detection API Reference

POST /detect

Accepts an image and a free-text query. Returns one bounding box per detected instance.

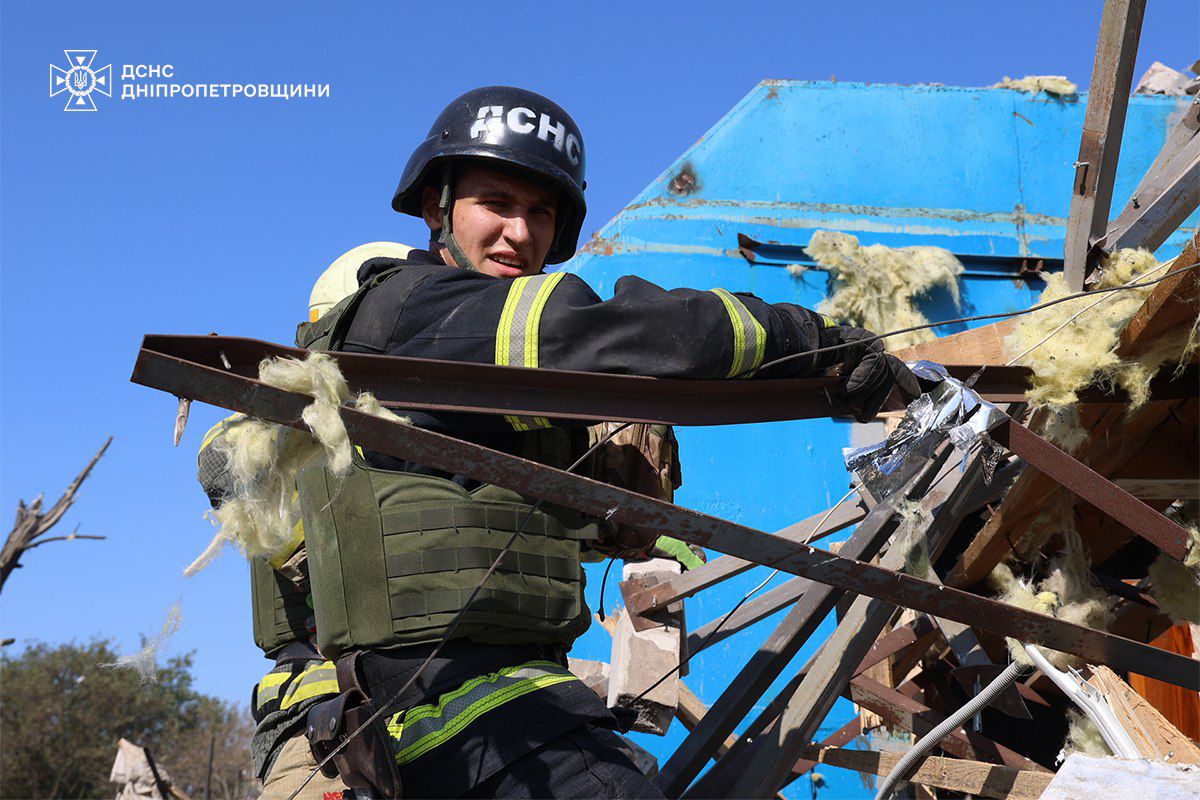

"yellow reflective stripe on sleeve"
[821,314,837,328]
[710,288,767,377]
[385,660,578,766]
[494,273,566,431]
[523,273,564,367]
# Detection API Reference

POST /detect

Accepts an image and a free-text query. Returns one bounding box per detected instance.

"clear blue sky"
[2,0,1195,735]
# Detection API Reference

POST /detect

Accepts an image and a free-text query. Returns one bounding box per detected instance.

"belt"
[352,639,567,714]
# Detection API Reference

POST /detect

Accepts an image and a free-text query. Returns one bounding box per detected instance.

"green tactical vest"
[293,263,602,660]
[250,554,312,655]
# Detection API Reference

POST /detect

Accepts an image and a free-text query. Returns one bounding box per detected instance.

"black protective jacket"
[339,249,841,481]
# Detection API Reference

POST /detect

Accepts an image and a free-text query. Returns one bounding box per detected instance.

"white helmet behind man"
[308,241,413,321]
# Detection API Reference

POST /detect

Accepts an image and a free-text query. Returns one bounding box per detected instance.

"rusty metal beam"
[1063,0,1147,290]
[992,417,1189,559]
[131,349,1200,694]
[138,336,1197,430]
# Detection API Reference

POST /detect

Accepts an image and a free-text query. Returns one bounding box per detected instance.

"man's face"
[422,164,558,278]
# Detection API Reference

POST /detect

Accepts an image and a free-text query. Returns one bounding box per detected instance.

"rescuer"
[295,86,919,798]
[197,242,413,800]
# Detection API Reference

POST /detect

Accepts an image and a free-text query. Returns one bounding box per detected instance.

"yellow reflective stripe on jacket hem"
[495,273,566,431]
[710,288,767,377]
[253,669,292,708]
[280,661,338,709]
[385,660,578,766]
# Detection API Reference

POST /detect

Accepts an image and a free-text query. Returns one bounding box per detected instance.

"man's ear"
[421,185,444,232]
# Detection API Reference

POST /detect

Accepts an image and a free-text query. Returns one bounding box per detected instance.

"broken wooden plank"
[731,452,992,796]
[1115,229,1200,360]
[798,746,1053,800]
[1106,100,1200,252]
[1064,0,1148,290]
[1089,663,1200,765]
[1113,478,1200,499]
[891,318,1020,367]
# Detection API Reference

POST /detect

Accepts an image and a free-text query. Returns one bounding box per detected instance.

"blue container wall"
[557,81,1197,799]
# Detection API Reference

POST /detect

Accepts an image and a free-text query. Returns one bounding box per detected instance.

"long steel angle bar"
[622,499,867,629]
[731,452,995,796]
[992,418,1189,559]
[1063,0,1147,290]
[132,355,1200,689]
[138,334,844,425]
[657,448,954,797]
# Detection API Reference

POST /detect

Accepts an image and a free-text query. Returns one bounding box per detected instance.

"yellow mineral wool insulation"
[185,353,409,577]
[993,76,1078,96]
[893,499,934,577]
[1063,709,1111,758]
[1148,549,1200,625]
[803,230,963,351]
[991,529,1111,669]
[107,601,183,682]
[1004,249,1196,448]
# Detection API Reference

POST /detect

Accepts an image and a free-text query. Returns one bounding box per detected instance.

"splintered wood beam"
[798,746,1054,800]
[890,318,1020,368]
[1116,230,1200,360]
[1104,136,1200,254]
[1106,101,1200,253]
[1064,0,1148,290]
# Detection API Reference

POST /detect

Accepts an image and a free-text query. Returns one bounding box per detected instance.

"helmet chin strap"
[436,165,477,272]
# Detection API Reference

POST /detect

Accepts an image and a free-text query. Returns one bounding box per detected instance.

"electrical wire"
[873,660,1029,800]
[749,261,1200,376]
[287,421,634,800]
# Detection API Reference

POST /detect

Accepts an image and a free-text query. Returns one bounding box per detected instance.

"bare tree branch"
[0,437,112,592]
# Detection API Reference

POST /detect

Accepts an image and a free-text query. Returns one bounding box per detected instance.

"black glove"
[831,327,921,422]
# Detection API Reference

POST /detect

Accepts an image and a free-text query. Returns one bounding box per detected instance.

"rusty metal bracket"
[991,417,1190,560]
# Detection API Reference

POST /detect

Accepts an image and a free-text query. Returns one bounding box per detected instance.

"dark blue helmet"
[393,86,587,265]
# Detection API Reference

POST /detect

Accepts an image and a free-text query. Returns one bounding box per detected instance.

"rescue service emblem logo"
[470,106,582,166]
[49,50,112,111]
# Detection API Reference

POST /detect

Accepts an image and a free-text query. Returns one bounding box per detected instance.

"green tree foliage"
[1,640,255,799]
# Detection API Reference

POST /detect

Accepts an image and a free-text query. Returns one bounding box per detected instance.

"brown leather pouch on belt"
[305,654,402,798]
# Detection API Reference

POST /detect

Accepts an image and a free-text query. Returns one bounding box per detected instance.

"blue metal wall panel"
[560,80,1196,798]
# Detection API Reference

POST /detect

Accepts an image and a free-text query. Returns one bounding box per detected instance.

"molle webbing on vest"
[250,555,312,656]
[710,287,767,378]
[298,456,597,660]
[495,272,567,431]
